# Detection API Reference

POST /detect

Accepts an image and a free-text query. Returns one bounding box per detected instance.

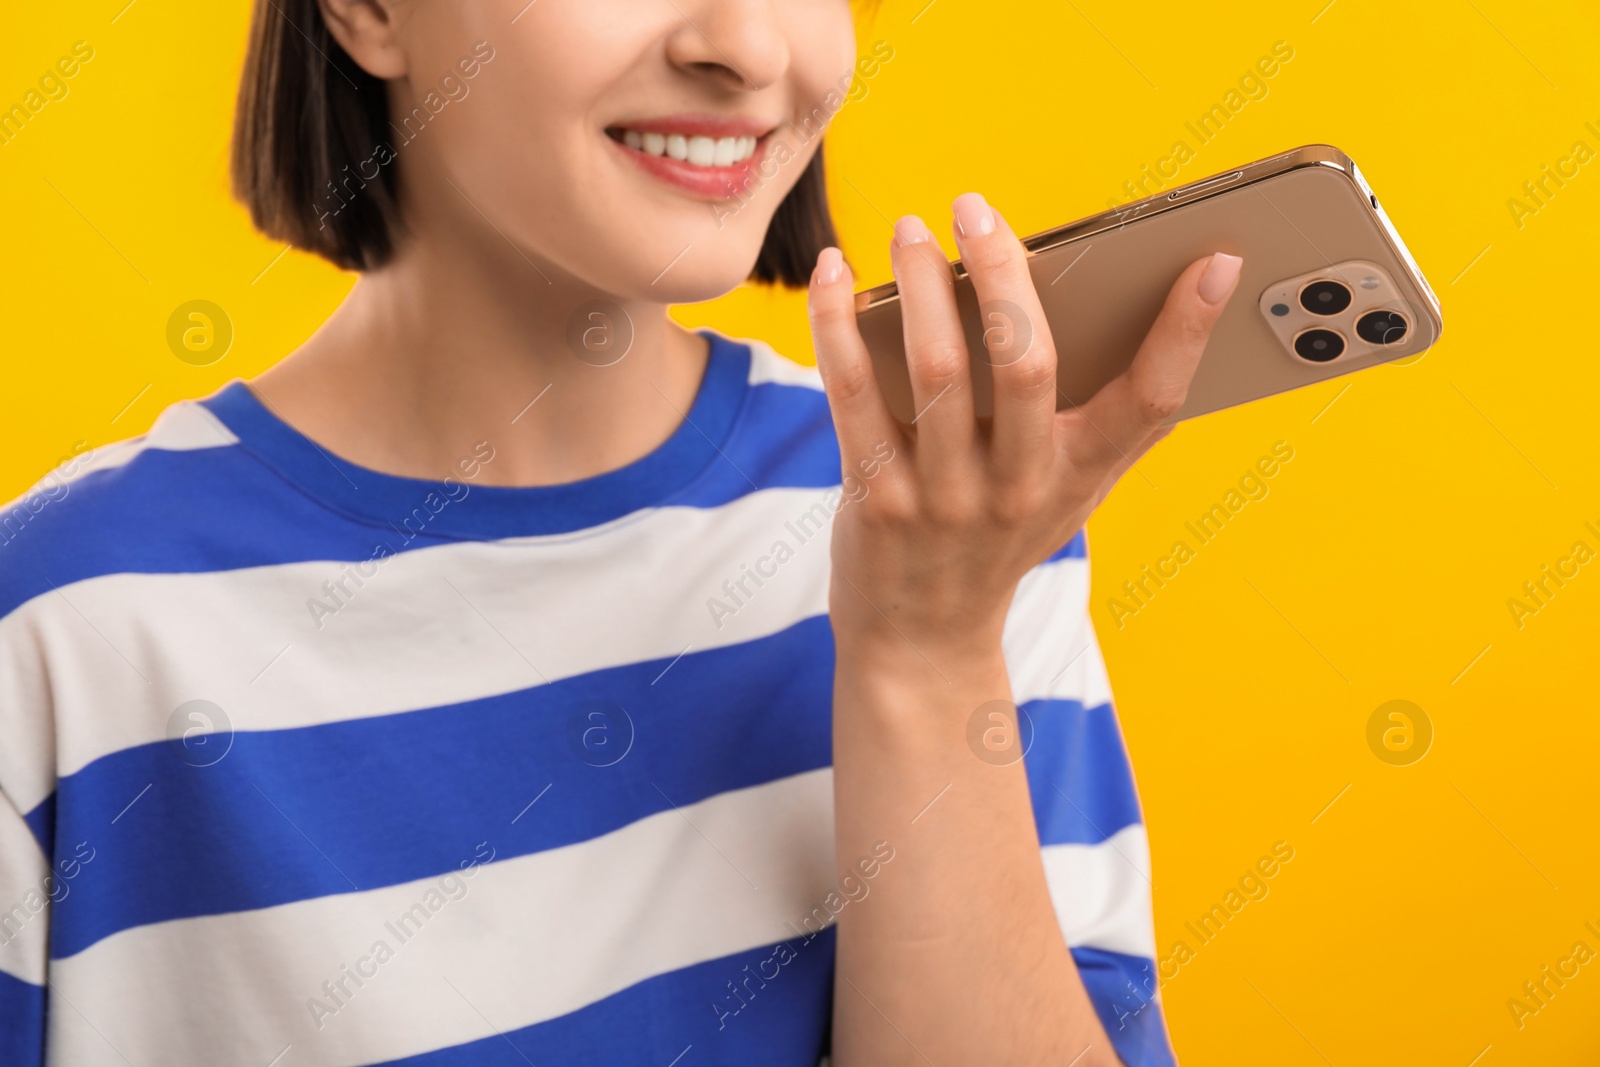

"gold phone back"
[854,151,1443,424]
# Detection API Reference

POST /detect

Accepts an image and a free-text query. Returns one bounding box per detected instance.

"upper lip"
[606,112,779,140]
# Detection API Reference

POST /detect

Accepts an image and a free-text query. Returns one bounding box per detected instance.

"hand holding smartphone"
[808,187,1245,651]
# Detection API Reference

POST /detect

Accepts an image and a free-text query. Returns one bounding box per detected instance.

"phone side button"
[1167,170,1243,200]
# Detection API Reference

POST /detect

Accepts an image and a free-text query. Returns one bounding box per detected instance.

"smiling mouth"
[606,127,761,168]
[604,119,776,200]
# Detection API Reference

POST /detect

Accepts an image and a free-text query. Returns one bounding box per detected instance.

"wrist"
[832,624,1013,721]
[834,627,1004,681]
[829,582,1011,666]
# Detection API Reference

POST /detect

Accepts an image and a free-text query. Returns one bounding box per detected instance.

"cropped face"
[345,0,857,302]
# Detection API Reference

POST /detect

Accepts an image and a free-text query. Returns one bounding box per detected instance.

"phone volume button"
[1167,170,1243,200]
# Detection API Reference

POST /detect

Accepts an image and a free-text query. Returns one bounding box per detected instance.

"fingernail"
[893,215,933,246]
[1198,252,1243,305]
[814,246,844,286]
[952,192,994,239]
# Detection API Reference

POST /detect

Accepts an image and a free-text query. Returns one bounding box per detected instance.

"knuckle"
[908,341,967,387]
[808,290,856,333]
[861,477,917,525]
[964,238,1020,277]
[1136,379,1188,422]
[1170,306,1215,348]
[990,479,1048,525]
[1001,352,1057,398]
[824,361,874,405]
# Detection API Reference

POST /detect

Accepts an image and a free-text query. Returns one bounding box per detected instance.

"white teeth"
[618,128,759,167]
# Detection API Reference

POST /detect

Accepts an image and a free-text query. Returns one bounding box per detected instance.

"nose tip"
[663,6,790,92]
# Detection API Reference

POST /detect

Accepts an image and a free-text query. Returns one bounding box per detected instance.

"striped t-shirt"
[0,331,1173,1066]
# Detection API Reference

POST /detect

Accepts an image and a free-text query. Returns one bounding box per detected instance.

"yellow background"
[3,1,1598,1063]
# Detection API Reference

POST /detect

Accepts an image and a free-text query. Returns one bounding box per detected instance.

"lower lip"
[608,134,768,199]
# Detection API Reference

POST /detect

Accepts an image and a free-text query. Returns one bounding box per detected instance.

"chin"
[583,224,771,305]
[642,257,767,305]
[541,185,791,304]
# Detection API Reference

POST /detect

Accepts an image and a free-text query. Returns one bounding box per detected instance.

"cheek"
[406,9,653,262]
[785,5,860,122]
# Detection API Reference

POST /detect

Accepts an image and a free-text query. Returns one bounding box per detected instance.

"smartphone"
[852,144,1443,424]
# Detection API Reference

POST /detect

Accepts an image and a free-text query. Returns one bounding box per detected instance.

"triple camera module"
[1257,260,1416,365]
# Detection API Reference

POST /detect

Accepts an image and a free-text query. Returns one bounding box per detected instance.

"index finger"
[807,247,904,467]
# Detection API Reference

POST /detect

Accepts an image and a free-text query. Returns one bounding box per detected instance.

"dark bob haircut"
[230,0,839,287]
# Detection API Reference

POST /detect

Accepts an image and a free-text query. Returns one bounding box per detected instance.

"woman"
[0,0,1241,1063]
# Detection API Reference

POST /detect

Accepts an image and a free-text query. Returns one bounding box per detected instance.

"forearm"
[829,631,1117,1067]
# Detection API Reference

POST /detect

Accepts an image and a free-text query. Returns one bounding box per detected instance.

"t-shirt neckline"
[198,329,752,542]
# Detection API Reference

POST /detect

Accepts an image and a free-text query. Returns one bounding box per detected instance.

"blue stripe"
[370,929,835,1066]
[1071,945,1175,1067]
[0,375,842,625]
[1046,530,1087,561]
[21,793,52,856]
[0,968,45,1066]
[43,617,1141,957]
[1021,697,1143,847]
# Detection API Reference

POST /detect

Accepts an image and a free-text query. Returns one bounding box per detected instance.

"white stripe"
[1042,823,1156,959]
[1005,553,1114,710]
[0,488,1097,813]
[0,796,50,984]
[49,770,837,1066]
[742,338,824,390]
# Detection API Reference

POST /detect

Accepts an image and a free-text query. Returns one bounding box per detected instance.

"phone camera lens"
[1293,328,1345,362]
[1299,280,1352,316]
[1355,309,1408,345]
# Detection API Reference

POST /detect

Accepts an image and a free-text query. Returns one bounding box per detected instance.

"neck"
[249,212,709,488]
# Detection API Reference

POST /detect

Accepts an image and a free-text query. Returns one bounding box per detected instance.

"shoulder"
[0,390,270,620]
